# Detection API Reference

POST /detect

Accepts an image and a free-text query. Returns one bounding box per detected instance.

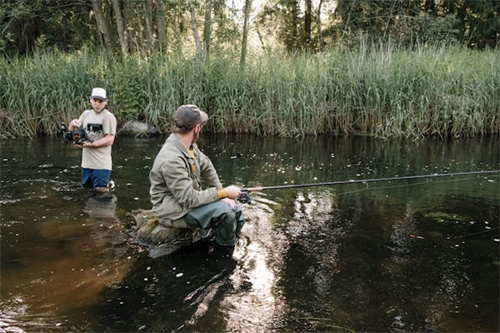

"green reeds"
[1,44,498,138]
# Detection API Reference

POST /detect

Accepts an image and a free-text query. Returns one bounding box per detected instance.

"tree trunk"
[287,0,300,51]
[188,0,202,54]
[122,0,132,52]
[156,0,168,52]
[304,0,312,48]
[203,0,213,59]
[240,0,252,67]
[91,0,114,51]
[112,0,128,55]
[424,0,436,14]
[144,0,155,53]
[175,6,183,54]
[317,0,324,51]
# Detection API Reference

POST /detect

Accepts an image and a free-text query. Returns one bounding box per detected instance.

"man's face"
[192,124,202,143]
[90,98,108,113]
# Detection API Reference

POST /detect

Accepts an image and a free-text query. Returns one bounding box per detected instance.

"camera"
[60,122,92,145]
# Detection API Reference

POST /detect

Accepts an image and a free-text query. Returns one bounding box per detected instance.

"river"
[1,134,499,332]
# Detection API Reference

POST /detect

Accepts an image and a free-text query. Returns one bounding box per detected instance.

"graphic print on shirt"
[85,123,103,142]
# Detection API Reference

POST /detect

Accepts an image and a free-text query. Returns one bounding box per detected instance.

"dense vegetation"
[1,43,498,139]
[1,0,499,138]
[2,0,499,55]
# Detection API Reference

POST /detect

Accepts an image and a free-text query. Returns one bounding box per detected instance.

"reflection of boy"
[69,88,117,192]
[84,193,117,219]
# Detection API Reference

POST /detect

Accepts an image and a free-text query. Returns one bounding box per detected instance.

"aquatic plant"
[424,212,468,224]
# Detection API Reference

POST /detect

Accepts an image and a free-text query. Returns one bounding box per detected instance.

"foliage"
[0,0,95,55]
[331,0,500,49]
[1,44,498,139]
[1,0,498,57]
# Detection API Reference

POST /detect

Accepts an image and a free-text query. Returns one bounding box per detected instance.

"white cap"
[91,88,107,101]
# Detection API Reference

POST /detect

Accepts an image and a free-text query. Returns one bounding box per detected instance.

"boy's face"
[90,98,108,113]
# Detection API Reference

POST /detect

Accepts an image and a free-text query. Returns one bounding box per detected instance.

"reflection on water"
[1,135,499,332]
[219,201,286,332]
[84,193,118,219]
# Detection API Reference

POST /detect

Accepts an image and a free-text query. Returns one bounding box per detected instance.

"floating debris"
[409,234,424,239]
[424,212,467,224]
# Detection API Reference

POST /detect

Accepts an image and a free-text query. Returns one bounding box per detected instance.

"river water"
[1,134,499,332]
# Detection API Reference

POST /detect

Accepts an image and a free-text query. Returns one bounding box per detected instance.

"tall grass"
[1,44,498,138]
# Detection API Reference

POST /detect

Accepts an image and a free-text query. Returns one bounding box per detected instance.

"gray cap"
[91,87,107,101]
[174,104,208,133]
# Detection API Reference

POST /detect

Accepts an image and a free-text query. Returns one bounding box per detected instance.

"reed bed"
[1,44,498,139]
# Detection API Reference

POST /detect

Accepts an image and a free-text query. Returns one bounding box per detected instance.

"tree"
[203,0,213,58]
[91,0,114,51]
[303,0,312,48]
[111,0,129,55]
[282,0,300,52]
[0,0,95,54]
[156,0,168,52]
[144,0,155,53]
[2,0,498,56]
[317,0,324,50]
[240,0,253,67]
[188,0,203,54]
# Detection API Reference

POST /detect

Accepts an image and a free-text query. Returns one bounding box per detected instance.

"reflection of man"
[69,88,117,192]
[149,104,244,248]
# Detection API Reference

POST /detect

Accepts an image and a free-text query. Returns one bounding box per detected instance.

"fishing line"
[239,170,500,203]
[335,179,432,197]
[280,174,497,198]
[243,169,500,192]
[458,226,500,239]
[335,174,499,197]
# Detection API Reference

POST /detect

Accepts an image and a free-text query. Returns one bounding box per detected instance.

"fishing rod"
[237,169,500,204]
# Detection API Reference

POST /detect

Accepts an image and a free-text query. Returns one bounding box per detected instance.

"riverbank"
[1,44,498,138]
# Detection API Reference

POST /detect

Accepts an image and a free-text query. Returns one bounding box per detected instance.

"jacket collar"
[168,133,199,158]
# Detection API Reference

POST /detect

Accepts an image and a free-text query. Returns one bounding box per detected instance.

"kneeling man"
[149,104,244,248]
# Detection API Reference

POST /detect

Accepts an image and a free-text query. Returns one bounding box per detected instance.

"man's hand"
[224,185,241,200]
[69,119,81,130]
[221,197,236,208]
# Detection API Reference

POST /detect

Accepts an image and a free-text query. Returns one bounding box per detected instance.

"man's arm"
[198,151,223,188]
[81,134,115,148]
[164,157,219,209]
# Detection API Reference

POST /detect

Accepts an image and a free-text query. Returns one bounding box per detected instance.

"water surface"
[1,135,499,332]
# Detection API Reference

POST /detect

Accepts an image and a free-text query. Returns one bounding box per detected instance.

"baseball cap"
[91,88,107,101]
[174,104,208,133]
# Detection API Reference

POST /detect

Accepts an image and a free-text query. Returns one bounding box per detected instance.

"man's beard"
[192,129,200,143]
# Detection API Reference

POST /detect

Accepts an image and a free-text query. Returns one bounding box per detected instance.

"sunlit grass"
[1,44,498,138]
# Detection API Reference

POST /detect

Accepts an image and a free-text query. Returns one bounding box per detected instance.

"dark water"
[1,135,499,333]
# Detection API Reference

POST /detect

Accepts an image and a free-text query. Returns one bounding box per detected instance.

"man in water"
[69,87,117,192]
[149,104,244,249]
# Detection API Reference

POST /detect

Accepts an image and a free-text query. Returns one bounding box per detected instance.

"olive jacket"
[149,133,222,222]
